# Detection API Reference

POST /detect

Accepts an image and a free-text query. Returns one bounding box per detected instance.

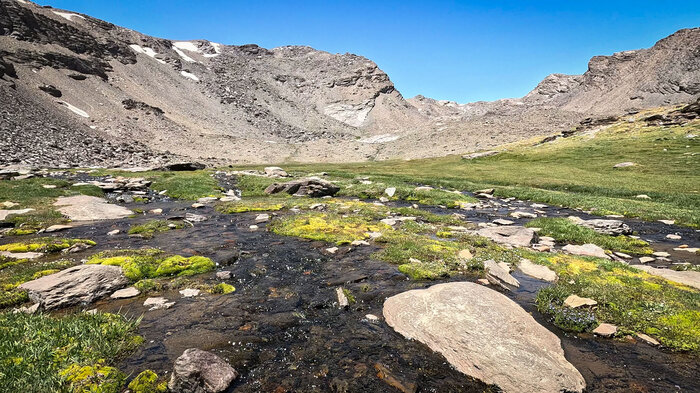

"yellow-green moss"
[0,238,95,253]
[128,220,184,239]
[212,283,236,294]
[60,361,126,393]
[6,228,38,236]
[127,370,167,393]
[32,269,60,279]
[217,199,284,213]
[270,212,386,245]
[398,260,450,280]
[87,249,215,281]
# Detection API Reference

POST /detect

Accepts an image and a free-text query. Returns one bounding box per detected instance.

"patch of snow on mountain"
[173,46,196,63]
[180,71,200,82]
[203,42,222,58]
[129,45,166,64]
[60,101,89,118]
[358,134,400,144]
[173,41,200,52]
[53,11,85,21]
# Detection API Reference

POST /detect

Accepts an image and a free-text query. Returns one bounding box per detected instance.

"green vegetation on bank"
[128,220,185,239]
[0,237,95,255]
[525,217,653,254]
[0,311,142,392]
[526,253,700,351]
[87,249,215,281]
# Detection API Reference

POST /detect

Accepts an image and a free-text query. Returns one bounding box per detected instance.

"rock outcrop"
[18,264,128,309]
[264,178,340,197]
[383,282,586,393]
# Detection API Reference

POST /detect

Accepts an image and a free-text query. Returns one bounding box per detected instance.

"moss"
[0,258,74,308]
[6,228,38,236]
[32,269,59,279]
[217,199,284,213]
[436,230,453,238]
[127,370,167,393]
[128,220,185,239]
[0,238,95,254]
[133,279,163,294]
[212,283,236,294]
[342,288,356,304]
[87,250,215,281]
[398,260,450,280]
[525,217,653,255]
[270,212,386,245]
[527,251,700,351]
[60,361,126,393]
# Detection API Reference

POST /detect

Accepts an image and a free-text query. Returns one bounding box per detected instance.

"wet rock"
[144,297,175,310]
[666,234,681,240]
[636,333,660,346]
[264,166,289,177]
[264,177,340,197]
[631,265,700,290]
[383,282,585,393]
[255,213,270,223]
[0,208,35,221]
[180,288,200,297]
[45,224,72,232]
[54,195,132,221]
[562,243,610,259]
[564,294,597,308]
[492,218,514,225]
[593,323,618,337]
[185,213,208,222]
[336,287,349,308]
[484,259,520,289]
[510,211,537,219]
[477,226,536,247]
[374,363,416,393]
[517,258,557,282]
[107,229,120,236]
[169,348,238,393]
[19,265,128,310]
[110,286,140,299]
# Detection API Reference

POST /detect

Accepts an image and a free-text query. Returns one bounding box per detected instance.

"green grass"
[128,220,185,239]
[90,169,223,200]
[86,249,215,281]
[265,117,699,227]
[525,217,653,255]
[0,311,142,392]
[527,252,700,351]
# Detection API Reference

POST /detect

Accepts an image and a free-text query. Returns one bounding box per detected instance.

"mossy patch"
[128,220,185,239]
[270,212,386,245]
[0,237,95,254]
[212,283,236,294]
[528,252,700,351]
[0,312,141,391]
[127,370,167,393]
[0,258,74,309]
[87,249,215,281]
[525,217,653,254]
[217,199,284,213]
[6,228,39,236]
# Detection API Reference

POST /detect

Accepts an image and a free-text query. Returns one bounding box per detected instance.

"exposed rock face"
[53,195,133,221]
[383,282,586,393]
[18,264,128,309]
[264,178,340,197]
[169,348,238,393]
[477,226,536,247]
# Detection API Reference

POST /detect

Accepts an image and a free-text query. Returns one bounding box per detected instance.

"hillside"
[0,0,699,167]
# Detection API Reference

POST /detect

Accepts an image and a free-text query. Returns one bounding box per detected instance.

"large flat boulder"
[562,243,610,259]
[19,264,128,310]
[632,265,700,290]
[54,195,133,221]
[477,226,536,247]
[0,208,34,221]
[169,348,238,393]
[569,217,631,236]
[383,282,585,393]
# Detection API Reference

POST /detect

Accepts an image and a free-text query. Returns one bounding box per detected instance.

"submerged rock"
[169,348,238,393]
[19,265,128,310]
[383,282,585,393]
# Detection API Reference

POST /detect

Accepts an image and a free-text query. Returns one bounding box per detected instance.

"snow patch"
[172,46,196,63]
[180,71,200,82]
[358,134,400,144]
[129,44,166,64]
[203,42,222,58]
[173,41,200,53]
[59,101,89,118]
[53,11,85,21]
[16,0,29,4]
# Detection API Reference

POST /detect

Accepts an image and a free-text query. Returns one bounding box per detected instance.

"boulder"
[264,166,288,177]
[517,259,557,282]
[19,265,128,310]
[562,243,610,259]
[570,217,631,235]
[483,259,520,289]
[54,195,133,221]
[383,282,585,393]
[264,177,339,197]
[169,348,238,393]
[477,226,536,247]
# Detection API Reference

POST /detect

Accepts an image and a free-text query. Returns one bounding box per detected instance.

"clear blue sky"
[39,0,699,103]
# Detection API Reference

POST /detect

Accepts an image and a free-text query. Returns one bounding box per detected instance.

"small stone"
[666,234,681,240]
[636,333,660,346]
[593,323,617,337]
[216,271,232,280]
[350,240,369,246]
[379,197,389,203]
[365,314,380,322]
[638,256,655,263]
[493,219,514,225]
[385,187,396,197]
[613,162,636,168]
[336,287,349,308]
[613,252,632,259]
[531,203,548,209]
[179,289,200,298]
[110,287,140,299]
[255,214,270,223]
[635,194,651,199]
[458,249,473,260]
[185,213,207,222]
[380,218,397,226]
[42,184,57,189]
[477,278,490,285]
[518,259,557,282]
[196,197,219,204]
[150,208,163,214]
[1,201,19,208]
[652,251,670,257]
[563,294,597,308]
[45,224,72,232]
[658,220,675,225]
[562,244,610,259]
[191,203,205,208]
[510,211,537,219]
[249,225,259,231]
[674,247,699,253]
[475,188,494,195]
[144,297,174,310]
[169,348,238,393]
[107,229,120,236]
[326,247,339,254]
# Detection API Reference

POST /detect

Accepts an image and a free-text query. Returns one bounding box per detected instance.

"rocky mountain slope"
[0,0,698,166]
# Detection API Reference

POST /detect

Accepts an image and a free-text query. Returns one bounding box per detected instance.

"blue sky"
[39,0,699,103]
